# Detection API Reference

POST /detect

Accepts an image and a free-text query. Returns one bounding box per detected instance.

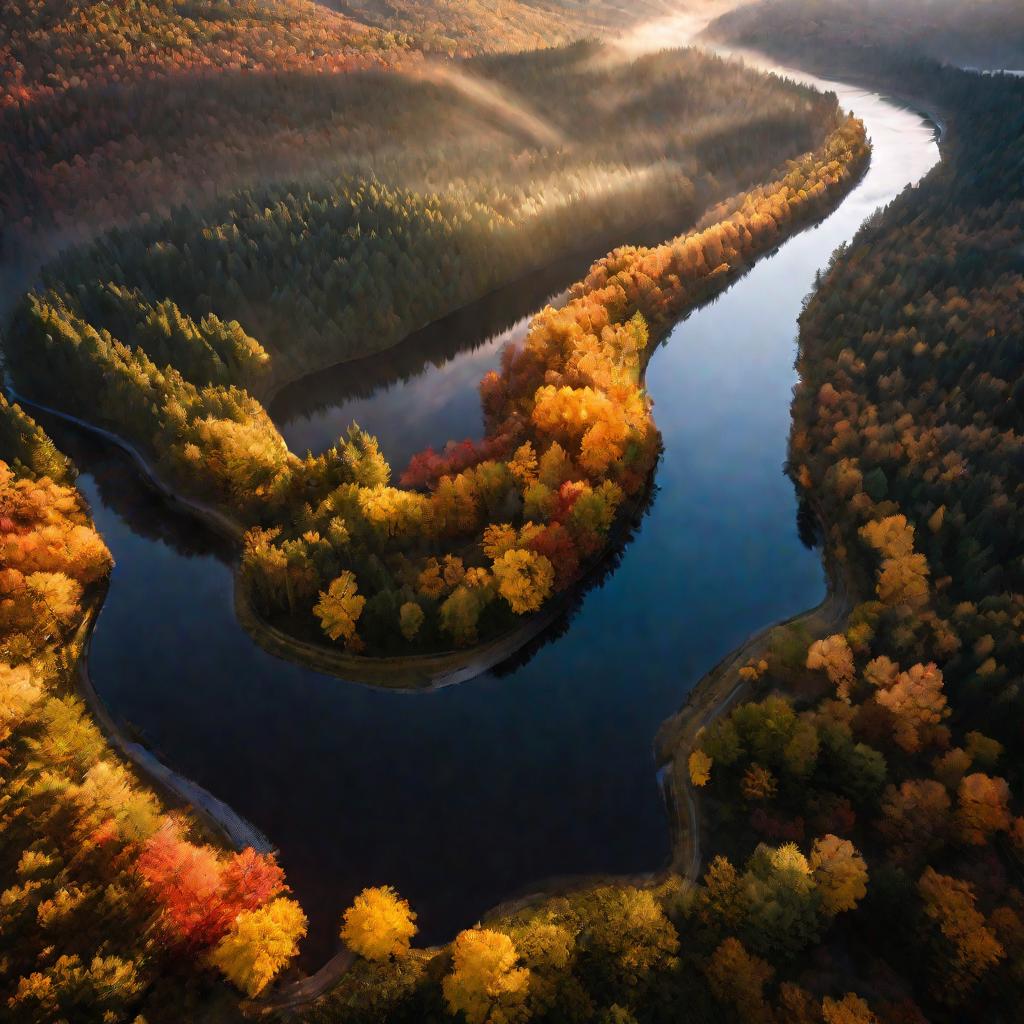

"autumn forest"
[1,1,1023,1022]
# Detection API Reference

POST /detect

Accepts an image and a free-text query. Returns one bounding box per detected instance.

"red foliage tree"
[138,823,286,949]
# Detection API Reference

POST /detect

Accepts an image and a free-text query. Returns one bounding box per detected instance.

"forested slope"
[17,45,835,383]
[0,0,678,247]
[328,0,678,55]
[704,0,1024,72]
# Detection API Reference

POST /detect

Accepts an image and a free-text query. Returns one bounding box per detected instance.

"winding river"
[43,60,939,966]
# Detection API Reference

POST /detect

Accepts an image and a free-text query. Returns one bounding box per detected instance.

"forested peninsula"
[5,44,867,673]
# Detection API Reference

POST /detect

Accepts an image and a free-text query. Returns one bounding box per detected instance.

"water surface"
[64,65,939,965]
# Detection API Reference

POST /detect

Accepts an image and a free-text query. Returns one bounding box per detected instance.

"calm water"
[61,65,938,965]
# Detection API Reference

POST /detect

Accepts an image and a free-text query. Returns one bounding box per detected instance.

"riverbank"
[7,379,657,689]
[654,520,856,883]
[2,387,247,543]
[648,50,951,896]
[70,594,275,855]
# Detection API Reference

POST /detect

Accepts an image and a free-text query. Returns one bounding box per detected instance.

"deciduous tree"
[688,749,712,787]
[443,929,530,1024]
[822,993,878,1024]
[340,886,417,961]
[809,835,867,915]
[211,897,307,996]
[917,868,1004,1003]
[313,571,366,648]
[956,773,1011,845]
[807,634,856,700]
[491,548,554,614]
[704,938,773,1023]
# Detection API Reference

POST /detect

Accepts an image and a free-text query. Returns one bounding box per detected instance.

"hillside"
[705,0,1024,70]
[0,0,676,248]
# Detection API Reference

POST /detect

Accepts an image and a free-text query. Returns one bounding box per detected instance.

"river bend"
[52,61,939,964]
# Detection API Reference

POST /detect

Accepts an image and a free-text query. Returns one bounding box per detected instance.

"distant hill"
[705,0,1024,70]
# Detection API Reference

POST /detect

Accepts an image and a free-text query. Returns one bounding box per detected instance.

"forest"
[704,0,1024,71]
[3,0,1024,1021]
[5,42,868,661]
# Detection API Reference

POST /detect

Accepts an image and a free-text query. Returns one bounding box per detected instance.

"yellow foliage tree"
[443,555,466,589]
[956,773,1012,845]
[863,655,898,689]
[340,886,418,961]
[822,993,878,1024]
[806,634,856,700]
[313,571,365,648]
[689,749,712,787]
[442,928,530,1024]
[508,443,538,487]
[482,523,518,560]
[27,570,83,637]
[859,515,915,559]
[417,558,446,599]
[859,516,930,608]
[0,662,42,746]
[876,553,930,609]
[491,549,554,614]
[210,897,307,997]
[874,662,948,753]
[399,602,424,642]
[809,835,868,915]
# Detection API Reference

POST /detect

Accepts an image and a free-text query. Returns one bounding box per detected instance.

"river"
[46,60,939,966]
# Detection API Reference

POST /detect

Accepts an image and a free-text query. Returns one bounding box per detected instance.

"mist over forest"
[1,2,1023,1022]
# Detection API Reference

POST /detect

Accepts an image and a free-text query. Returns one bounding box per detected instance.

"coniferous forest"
[2,1,1024,1022]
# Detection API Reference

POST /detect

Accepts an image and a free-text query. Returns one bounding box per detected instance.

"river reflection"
[59,65,938,967]
[269,219,710,474]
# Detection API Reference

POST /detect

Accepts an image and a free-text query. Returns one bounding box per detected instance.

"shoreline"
[6,382,654,690]
[69,596,275,855]
[654,515,856,883]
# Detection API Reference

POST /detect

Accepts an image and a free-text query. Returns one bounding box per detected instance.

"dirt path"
[250,949,356,1017]
[655,564,853,881]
